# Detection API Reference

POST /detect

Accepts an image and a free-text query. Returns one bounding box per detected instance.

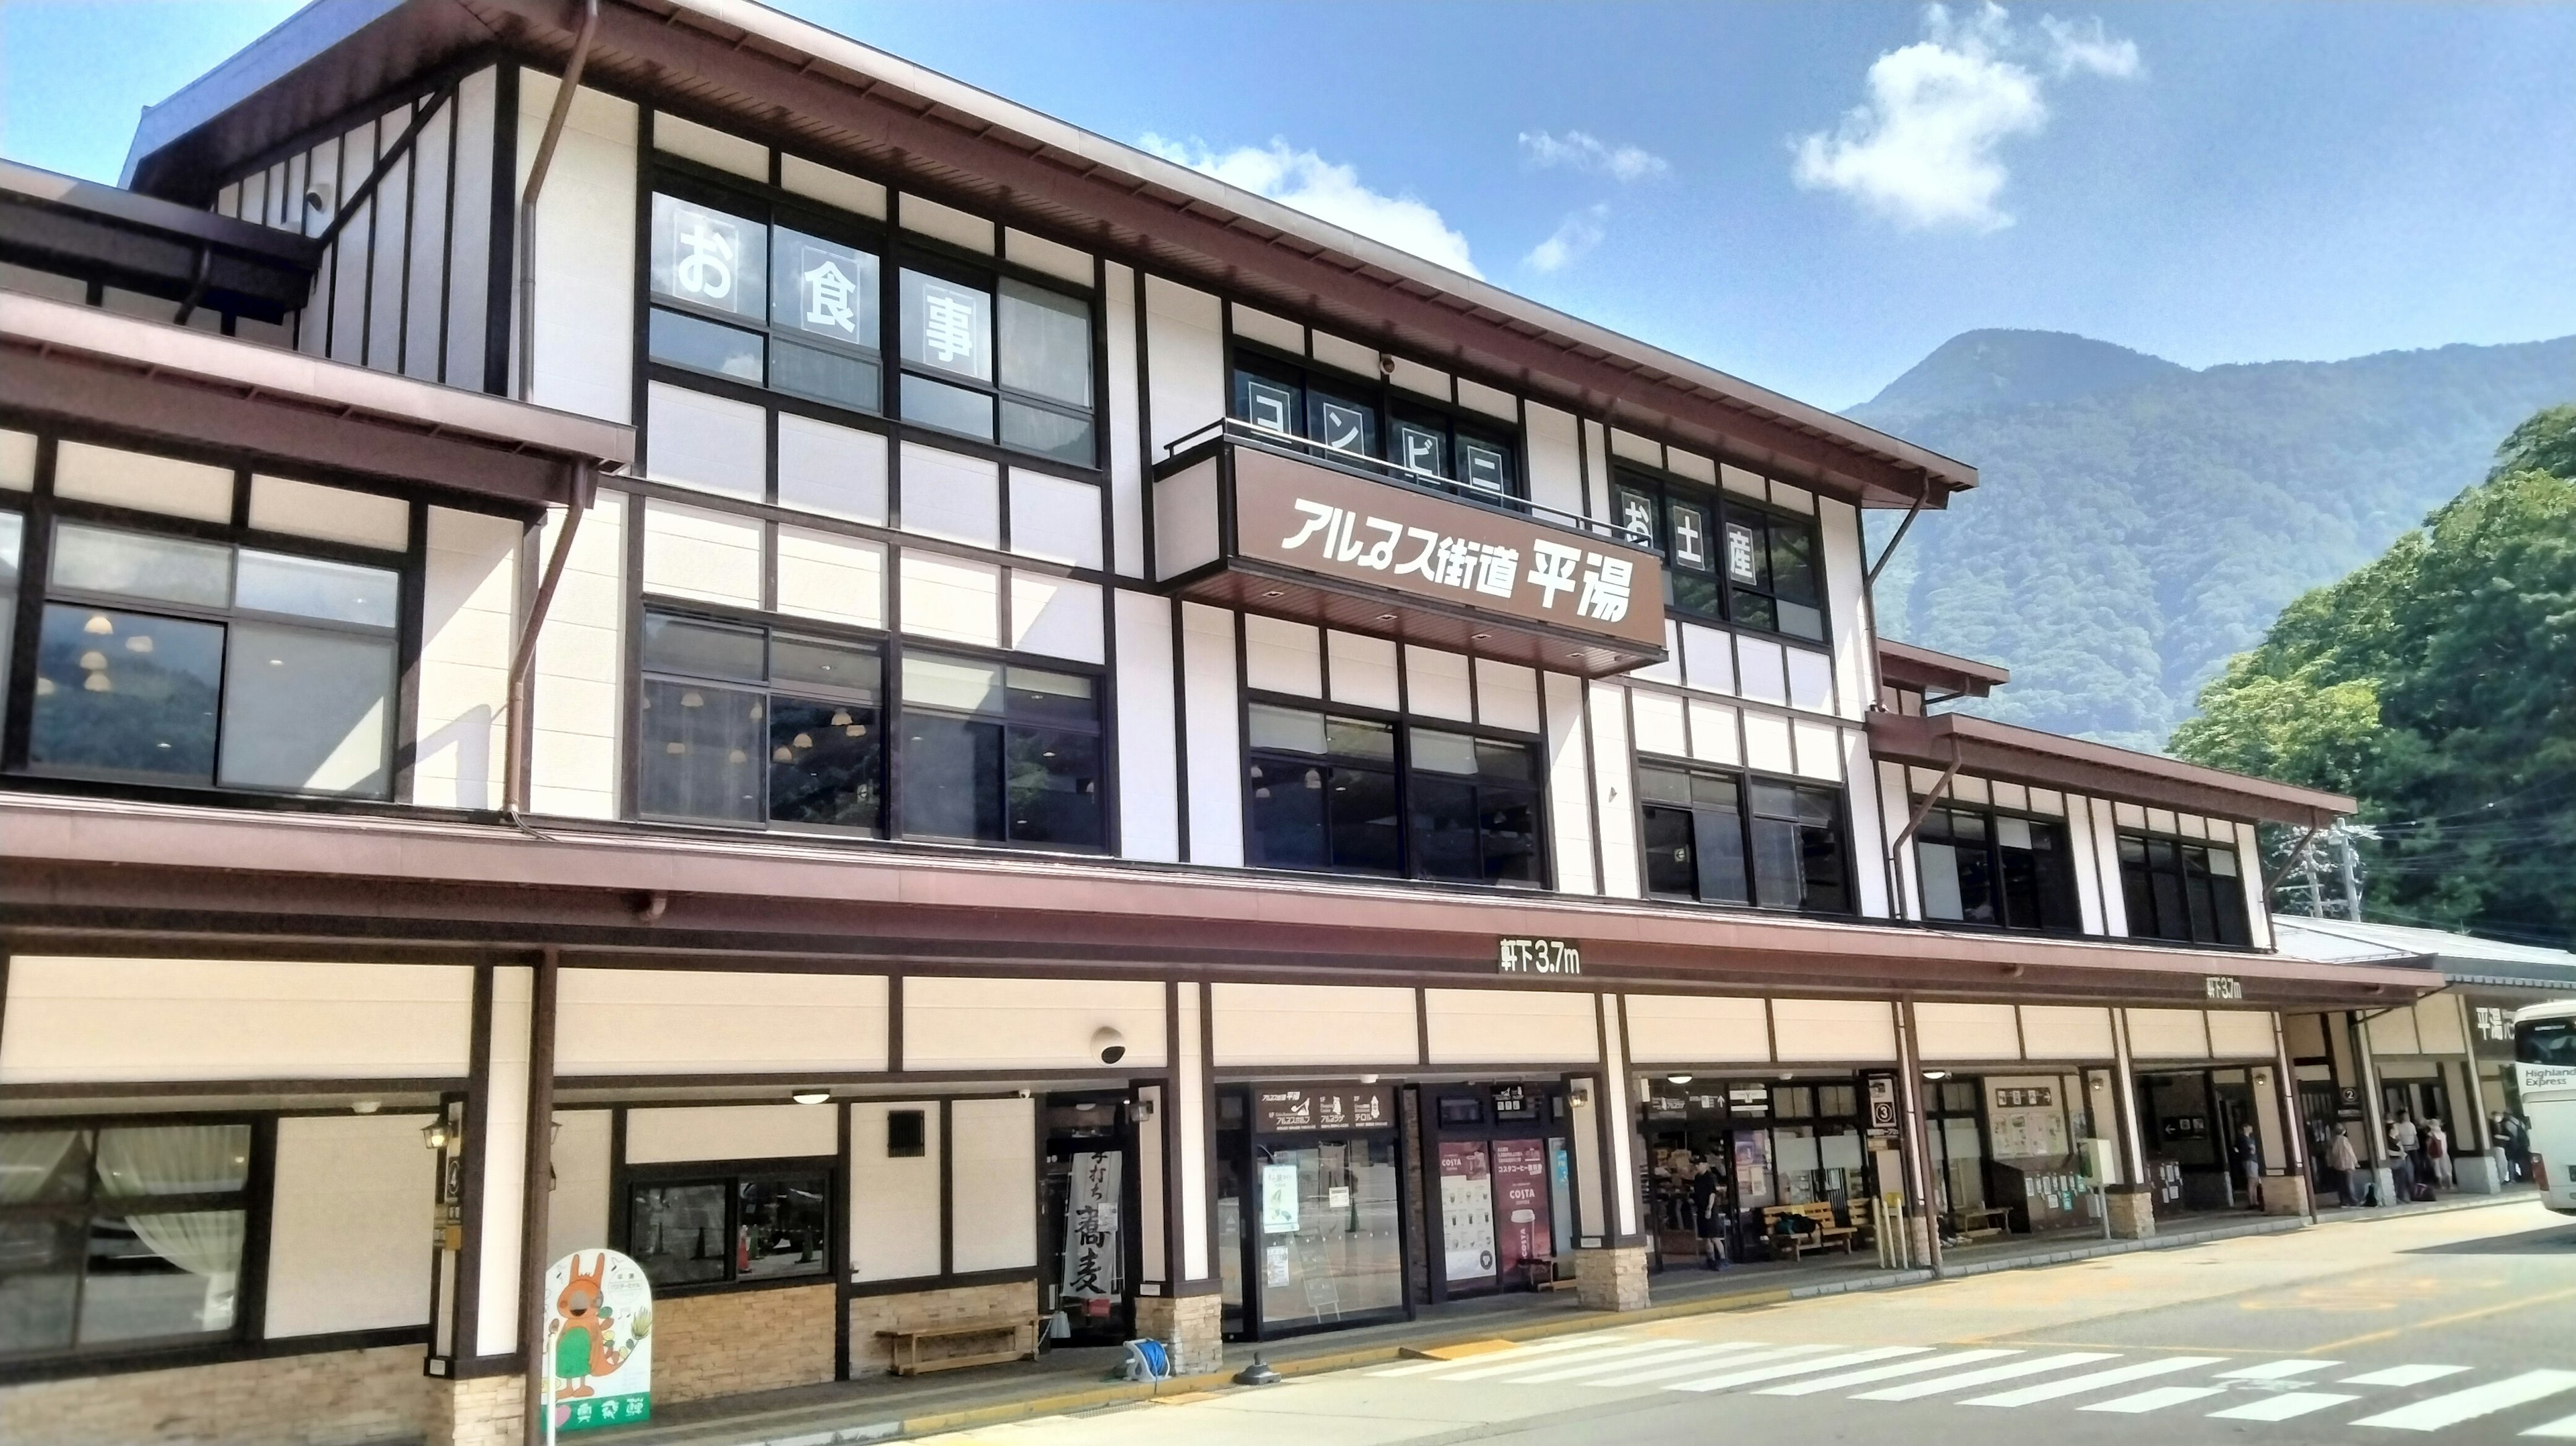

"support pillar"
[1572,995,1651,1311]
[2351,1011,2398,1207]
[423,964,537,1446]
[1132,983,1222,1372]
[2452,1002,2505,1194]
[1133,1294,1223,1376]
[2107,1009,2155,1239]
[2269,1012,2315,1223]
[1894,1001,1944,1274]
[1572,1245,1652,1311]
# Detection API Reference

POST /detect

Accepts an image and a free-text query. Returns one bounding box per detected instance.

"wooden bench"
[1761,1203,1862,1260]
[1949,1205,2011,1240]
[877,1317,1042,1376]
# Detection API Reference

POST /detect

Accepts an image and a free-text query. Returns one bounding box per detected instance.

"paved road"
[922,1199,2576,1446]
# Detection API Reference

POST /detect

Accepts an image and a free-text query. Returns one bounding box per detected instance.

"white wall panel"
[547,1110,613,1263]
[950,1097,1036,1272]
[2127,1008,2212,1059]
[1544,671,1597,894]
[1772,998,1897,1062]
[1791,720,1844,782]
[1741,710,1794,775]
[1000,229,1093,286]
[1389,356,1449,401]
[1915,1003,2023,1061]
[1817,498,1872,720]
[1177,987,1210,1279]
[645,383,764,499]
[1211,984,1418,1066]
[1785,647,1837,715]
[1008,471,1104,569]
[416,506,518,811]
[475,968,531,1355]
[1114,590,1181,861]
[1244,614,1322,697]
[782,153,885,217]
[529,494,626,817]
[1144,277,1224,455]
[900,443,1002,547]
[53,442,232,520]
[1104,262,1145,579]
[1456,378,1518,423]
[1842,728,1890,916]
[1623,995,1770,1064]
[1630,619,1682,687]
[904,977,1168,1070]
[1423,989,1598,1064]
[1405,646,1474,722]
[1,958,472,1082]
[2064,796,2107,934]
[267,1115,437,1338]
[1588,684,1642,897]
[1308,330,1376,379]
[777,412,888,524]
[849,1103,941,1281]
[899,553,1002,647]
[653,111,765,178]
[1151,457,1219,577]
[1735,636,1789,706]
[1688,699,1741,766]
[1609,427,1661,464]
[1679,623,1735,696]
[2089,797,2129,936]
[2208,1011,2279,1060]
[775,527,885,628]
[626,1104,838,1164]
[2367,1006,2422,1057]
[1523,403,1583,518]
[641,500,761,605]
[1181,602,1244,865]
[519,76,635,423]
[1666,449,1716,485]
[1581,421,1610,522]
[1721,463,1764,499]
[558,968,889,1074]
[2020,1005,2115,1060]
[1327,630,1400,711]
[1009,573,1104,663]
[1769,481,1815,514]
[900,193,995,254]
[1475,660,1539,733]
[249,478,409,551]
[1631,689,1687,759]
[1228,304,1303,353]
[0,429,34,488]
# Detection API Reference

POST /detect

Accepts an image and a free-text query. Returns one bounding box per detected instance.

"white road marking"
[2217,1358,2342,1381]
[2522,1406,2576,1439]
[1852,1351,2119,1401]
[1663,1345,1929,1393]
[1431,1338,1683,1381]
[2355,1371,2576,1431]
[1964,1355,2229,1407]
[2209,1392,2360,1422]
[1757,1349,2023,1396]
[2343,1365,2471,1388]
[1589,1343,1840,1388]
[1365,1333,1632,1377]
[2082,1385,2227,1413]
[1508,1342,1743,1384]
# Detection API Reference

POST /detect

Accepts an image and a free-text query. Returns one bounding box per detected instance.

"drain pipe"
[501,0,603,820]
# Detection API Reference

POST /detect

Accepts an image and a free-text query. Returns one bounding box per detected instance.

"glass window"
[649,309,764,384]
[2117,831,2251,945]
[899,653,1102,849]
[998,280,1091,408]
[1916,805,2078,930]
[649,192,883,412]
[1640,765,1752,906]
[1407,730,1541,887]
[0,1123,252,1359]
[900,269,994,384]
[1745,780,1849,913]
[0,510,19,693]
[1613,469,1828,639]
[624,1167,829,1292]
[1310,392,1377,457]
[31,524,398,798]
[650,193,767,321]
[773,226,877,351]
[1244,706,1399,876]
[639,611,883,833]
[1226,361,1520,503]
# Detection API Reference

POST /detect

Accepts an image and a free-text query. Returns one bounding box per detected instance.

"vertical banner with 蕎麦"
[1060,1150,1123,1306]
[543,1249,653,1437]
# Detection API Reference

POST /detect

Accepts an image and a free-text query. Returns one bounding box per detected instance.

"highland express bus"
[2515,1001,2576,1215]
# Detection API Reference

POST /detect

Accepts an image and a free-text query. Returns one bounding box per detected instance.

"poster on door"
[1491,1139,1551,1280]
[1059,1150,1122,1302]
[542,1249,653,1437]
[1438,1142,1496,1282]
[1731,1131,1774,1209]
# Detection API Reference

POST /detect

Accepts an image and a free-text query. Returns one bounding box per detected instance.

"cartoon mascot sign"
[543,1249,653,1437]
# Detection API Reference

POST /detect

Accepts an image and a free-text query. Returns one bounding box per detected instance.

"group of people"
[2318,1109,2535,1205]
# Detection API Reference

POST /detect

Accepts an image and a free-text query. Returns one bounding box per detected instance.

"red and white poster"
[1491,1138,1552,1279]
[1438,1142,1495,1282]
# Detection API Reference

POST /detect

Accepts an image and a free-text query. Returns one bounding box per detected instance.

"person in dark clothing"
[1690,1158,1728,1270]
[2233,1123,2263,1211]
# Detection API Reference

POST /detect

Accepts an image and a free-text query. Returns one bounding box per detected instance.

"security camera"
[1091,1025,1127,1066]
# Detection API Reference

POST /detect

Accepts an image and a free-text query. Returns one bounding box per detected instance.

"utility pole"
[2337,827,2363,921]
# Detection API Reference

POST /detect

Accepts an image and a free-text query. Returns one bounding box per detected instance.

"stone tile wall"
[0,1343,429,1446]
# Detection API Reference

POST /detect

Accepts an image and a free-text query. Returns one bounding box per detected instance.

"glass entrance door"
[1252,1135,1404,1335]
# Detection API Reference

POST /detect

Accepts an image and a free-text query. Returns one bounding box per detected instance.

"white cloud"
[1517,130,1670,182]
[1138,133,1480,278]
[1790,3,2140,233]
[1524,204,1609,273]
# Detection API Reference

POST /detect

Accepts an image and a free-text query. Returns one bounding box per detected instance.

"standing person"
[2504,1113,2532,1182]
[1690,1158,1728,1270]
[2328,1127,2362,1207]
[2426,1119,2454,1188]
[2233,1122,2264,1211]
[2388,1117,2420,1205]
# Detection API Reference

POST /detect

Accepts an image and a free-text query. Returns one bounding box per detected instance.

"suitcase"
[2411,1183,2437,1203]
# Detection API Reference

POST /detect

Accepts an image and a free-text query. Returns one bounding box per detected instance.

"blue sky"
[4,1,2571,408]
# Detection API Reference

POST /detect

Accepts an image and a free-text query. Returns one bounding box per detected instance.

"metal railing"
[1162,417,1650,551]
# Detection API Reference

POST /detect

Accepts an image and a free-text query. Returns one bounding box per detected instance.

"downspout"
[1884,734,1966,922]
[500,0,603,818]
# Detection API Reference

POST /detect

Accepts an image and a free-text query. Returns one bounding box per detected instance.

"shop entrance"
[1039,1091,1136,1346]
[1423,1082,1572,1300]
[1216,1083,1407,1341]
[2134,1069,2243,1211]
[1639,1077,1871,1263]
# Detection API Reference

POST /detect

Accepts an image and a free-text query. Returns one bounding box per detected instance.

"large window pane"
[1919,841,1965,920]
[772,339,877,411]
[650,307,764,383]
[1409,773,1480,881]
[1480,786,1542,886]
[899,270,993,382]
[1248,703,1326,755]
[1750,816,1803,909]
[737,1176,829,1280]
[1643,805,1695,899]
[1000,402,1093,465]
[901,374,996,440]
[650,194,766,320]
[998,279,1091,407]
[642,612,765,683]
[1327,765,1402,875]
[1309,394,1377,457]
[1458,436,1511,495]
[1799,818,1849,913]
[1006,726,1102,846]
[1236,372,1299,434]
[638,679,765,823]
[217,623,394,796]
[50,524,230,608]
[1410,729,1479,777]
[1394,421,1445,478]
[902,712,1004,842]
[30,604,224,783]
[0,1221,81,1354]
[767,696,881,831]
[1247,755,1330,868]
[78,1210,244,1344]
[234,551,398,628]
[628,1182,728,1287]
[770,635,879,698]
[1693,805,1751,904]
[772,227,877,351]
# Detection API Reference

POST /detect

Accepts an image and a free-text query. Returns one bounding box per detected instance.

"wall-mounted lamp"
[421,1119,455,1152]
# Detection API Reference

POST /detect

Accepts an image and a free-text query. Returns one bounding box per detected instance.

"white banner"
[1059,1150,1122,1300]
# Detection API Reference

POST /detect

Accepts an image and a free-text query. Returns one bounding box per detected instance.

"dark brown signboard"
[1254,1083,1397,1134]
[1232,447,1668,653]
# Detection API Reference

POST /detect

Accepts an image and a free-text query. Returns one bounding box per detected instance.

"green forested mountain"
[2169,408,2576,946]
[1853,329,2576,750]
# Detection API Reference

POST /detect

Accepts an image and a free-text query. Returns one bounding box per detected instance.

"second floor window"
[637,611,884,832]
[25,522,398,798]
[1640,764,1850,913]
[2119,833,2252,946]
[1244,703,1544,887]
[651,190,882,413]
[1915,805,2081,930]
[1230,356,1520,502]
[1611,469,1825,641]
[899,654,1103,849]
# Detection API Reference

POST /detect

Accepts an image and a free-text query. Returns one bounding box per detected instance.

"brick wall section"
[427,1372,523,1446]
[651,1283,837,1404]
[1573,1244,1650,1311]
[846,1280,1040,1377]
[0,1344,429,1446]
[1133,1292,1222,1376]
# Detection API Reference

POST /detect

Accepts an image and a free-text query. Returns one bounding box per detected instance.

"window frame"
[894,645,1109,853]
[1238,690,1550,890]
[1637,759,1854,917]
[633,605,890,837]
[612,1157,837,1298]
[2116,829,2255,948]
[1912,802,2084,934]
[645,172,887,414]
[1225,340,1526,509]
[1607,463,1830,644]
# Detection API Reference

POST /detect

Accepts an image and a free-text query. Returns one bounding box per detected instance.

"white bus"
[2514,1001,2576,1215]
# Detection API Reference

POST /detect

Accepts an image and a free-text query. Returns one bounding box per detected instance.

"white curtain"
[95,1126,250,1331]
[0,1130,81,1204]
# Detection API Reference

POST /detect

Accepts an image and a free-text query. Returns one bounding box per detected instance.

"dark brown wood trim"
[447,963,497,1364]
[843,1266,1037,1299]
[515,947,558,1437]
[0,1325,430,1389]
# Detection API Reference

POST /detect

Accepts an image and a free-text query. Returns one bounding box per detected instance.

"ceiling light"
[352,1099,381,1115]
[1375,612,1397,622]
[792,1090,830,1105]
[1360,1074,1379,1085]
[1921,1070,1950,1081]
[1668,1075,1693,1085]
[1260,589,1285,599]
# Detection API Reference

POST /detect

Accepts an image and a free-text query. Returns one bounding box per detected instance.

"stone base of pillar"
[1133,1291,1224,1377]
[1905,1215,1935,1267]
[2368,1166,2398,1206]
[2105,1186,2156,1239]
[2451,1154,2504,1195]
[427,1371,524,1446]
[1573,1245,1652,1312]
[2260,1172,2312,1217]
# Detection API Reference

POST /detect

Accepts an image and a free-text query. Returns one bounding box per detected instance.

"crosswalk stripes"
[1756,1348,2022,1396]
[2525,1407,2576,1439]
[2346,1365,2471,1388]
[1582,1343,1818,1388]
[1430,1337,1681,1382]
[1663,1345,1929,1394]
[1509,1342,1746,1384]
[1962,1355,2229,1407]
[2354,1370,2576,1431]
[1851,1351,2119,1402]
[2082,1385,2226,1414]
[2209,1392,2361,1423]
[1364,1331,1632,1378]
[2216,1357,2341,1381]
